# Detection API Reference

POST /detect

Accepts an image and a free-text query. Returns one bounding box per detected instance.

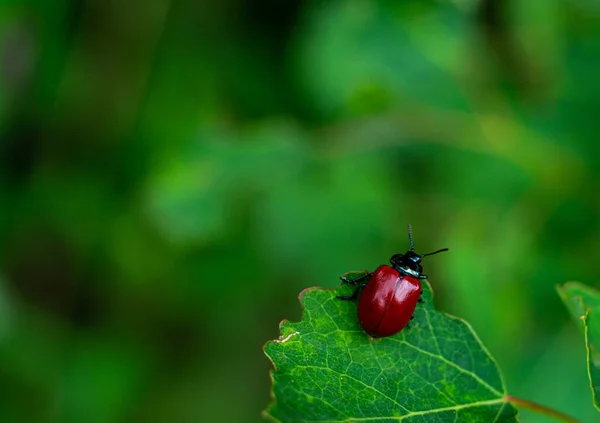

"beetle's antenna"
[407,224,415,251]
[421,248,449,257]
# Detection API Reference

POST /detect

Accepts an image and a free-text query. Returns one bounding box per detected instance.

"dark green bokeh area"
[1,1,599,422]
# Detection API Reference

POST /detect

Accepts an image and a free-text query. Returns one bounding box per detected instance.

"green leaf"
[557,282,600,410]
[263,273,518,423]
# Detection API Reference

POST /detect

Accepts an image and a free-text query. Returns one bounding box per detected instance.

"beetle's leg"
[337,283,367,301]
[418,274,428,280]
[340,271,372,285]
[418,297,424,303]
[411,315,415,320]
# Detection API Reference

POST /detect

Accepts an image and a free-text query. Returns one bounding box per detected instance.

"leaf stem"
[505,395,582,423]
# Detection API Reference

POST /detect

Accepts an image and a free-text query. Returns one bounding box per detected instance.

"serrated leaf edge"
[262,285,333,422]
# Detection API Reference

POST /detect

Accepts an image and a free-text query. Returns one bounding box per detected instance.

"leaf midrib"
[277,397,506,423]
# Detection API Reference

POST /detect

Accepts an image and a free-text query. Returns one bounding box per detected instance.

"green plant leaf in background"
[263,273,518,423]
[557,282,600,411]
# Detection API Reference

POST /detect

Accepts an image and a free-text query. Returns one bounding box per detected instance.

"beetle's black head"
[389,225,448,279]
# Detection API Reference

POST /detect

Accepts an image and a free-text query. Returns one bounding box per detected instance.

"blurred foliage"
[1,0,600,422]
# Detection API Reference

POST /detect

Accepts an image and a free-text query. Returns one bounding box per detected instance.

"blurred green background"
[1,0,599,422]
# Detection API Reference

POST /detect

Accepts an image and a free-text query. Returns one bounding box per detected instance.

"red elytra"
[357,265,422,337]
[338,225,448,338]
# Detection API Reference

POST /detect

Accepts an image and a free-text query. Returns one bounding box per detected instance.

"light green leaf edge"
[263,277,518,423]
[557,281,600,411]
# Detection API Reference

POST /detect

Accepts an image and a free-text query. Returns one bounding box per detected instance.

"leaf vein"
[424,308,442,356]
[390,338,503,397]
[304,398,505,422]
[491,400,506,423]
[296,365,411,413]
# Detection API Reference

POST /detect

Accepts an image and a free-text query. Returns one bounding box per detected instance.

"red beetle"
[338,225,448,338]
